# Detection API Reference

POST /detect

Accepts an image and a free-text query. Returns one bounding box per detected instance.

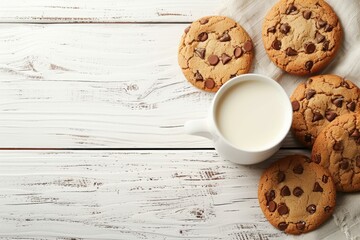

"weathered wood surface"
[0,24,302,149]
[0,0,355,239]
[0,150,347,239]
[0,0,219,23]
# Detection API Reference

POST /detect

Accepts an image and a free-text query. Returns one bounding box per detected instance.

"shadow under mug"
[184,74,293,165]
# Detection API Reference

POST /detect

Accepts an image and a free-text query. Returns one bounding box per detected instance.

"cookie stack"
[177,0,359,236]
[291,75,360,147]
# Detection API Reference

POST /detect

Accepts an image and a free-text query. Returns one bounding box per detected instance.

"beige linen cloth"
[219,0,360,239]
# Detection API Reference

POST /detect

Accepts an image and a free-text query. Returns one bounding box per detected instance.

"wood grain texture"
[0,0,219,23]
[0,24,302,148]
[0,149,347,239]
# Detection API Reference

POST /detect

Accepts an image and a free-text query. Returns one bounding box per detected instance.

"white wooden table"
[0,1,349,239]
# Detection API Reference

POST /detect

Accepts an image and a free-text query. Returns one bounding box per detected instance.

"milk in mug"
[215,80,288,151]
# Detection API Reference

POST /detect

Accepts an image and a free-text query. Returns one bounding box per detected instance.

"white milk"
[215,80,287,151]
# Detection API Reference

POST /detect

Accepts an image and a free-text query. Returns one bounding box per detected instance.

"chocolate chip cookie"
[178,16,254,92]
[262,0,342,75]
[312,113,360,192]
[291,75,360,148]
[258,155,336,235]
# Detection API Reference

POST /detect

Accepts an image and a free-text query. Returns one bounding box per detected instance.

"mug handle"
[184,118,213,140]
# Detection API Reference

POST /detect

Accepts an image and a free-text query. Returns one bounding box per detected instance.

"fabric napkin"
[218,0,360,239]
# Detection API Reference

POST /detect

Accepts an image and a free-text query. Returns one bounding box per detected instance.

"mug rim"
[210,73,293,153]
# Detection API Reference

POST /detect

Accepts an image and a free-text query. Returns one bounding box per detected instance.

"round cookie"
[312,113,360,192]
[262,0,342,75]
[178,16,253,92]
[291,75,360,148]
[258,155,336,235]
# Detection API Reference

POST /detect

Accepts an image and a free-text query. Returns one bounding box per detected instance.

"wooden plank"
[0,0,219,23]
[0,23,302,148]
[0,149,347,239]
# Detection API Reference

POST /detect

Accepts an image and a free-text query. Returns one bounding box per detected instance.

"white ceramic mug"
[185,74,293,165]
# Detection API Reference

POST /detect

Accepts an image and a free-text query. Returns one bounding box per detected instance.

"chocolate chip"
[314,154,321,164]
[208,55,219,66]
[347,101,356,111]
[280,186,291,196]
[315,32,325,43]
[234,47,243,58]
[305,61,314,71]
[306,89,316,99]
[351,129,360,138]
[277,203,289,215]
[324,206,332,213]
[184,26,190,33]
[267,26,276,33]
[306,78,313,85]
[219,33,231,42]
[324,24,333,32]
[292,101,300,111]
[323,41,330,51]
[286,47,297,56]
[356,156,360,168]
[265,190,275,203]
[204,79,215,89]
[293,187,304,197]
[296,221,306,231]
[280,23,291,34]
[340,160,349,170]
[303,10,312,19]
[303,156,312,163]
[194,71,203,81]
[304,42,316,54]
[272,39,282,50]
[286,4,297,14]
[278,222,288,231]
[243,40,253,52]
[317,19,327,29]
[277,171,285,183]
[293,164,304,174]
[307,204,316,214]
[312,112,323,122]
[200,18,209,25]
[325,110,337,122]
[304,133,312,142]
[268,201,277,212]
[332,97,343,107]
[322,175,328,183]
[342,81,351,89]
[198,32,208,42]
[313,182,323,192]
[220,53,231,65]
[333,141,343,151]
[194,48,205,59]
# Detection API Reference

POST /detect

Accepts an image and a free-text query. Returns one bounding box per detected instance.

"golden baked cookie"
[258,155,336,235]
[262,0,342,75]
[291,75,360,147]
[178,16,253,92]
[312,113,360,192]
